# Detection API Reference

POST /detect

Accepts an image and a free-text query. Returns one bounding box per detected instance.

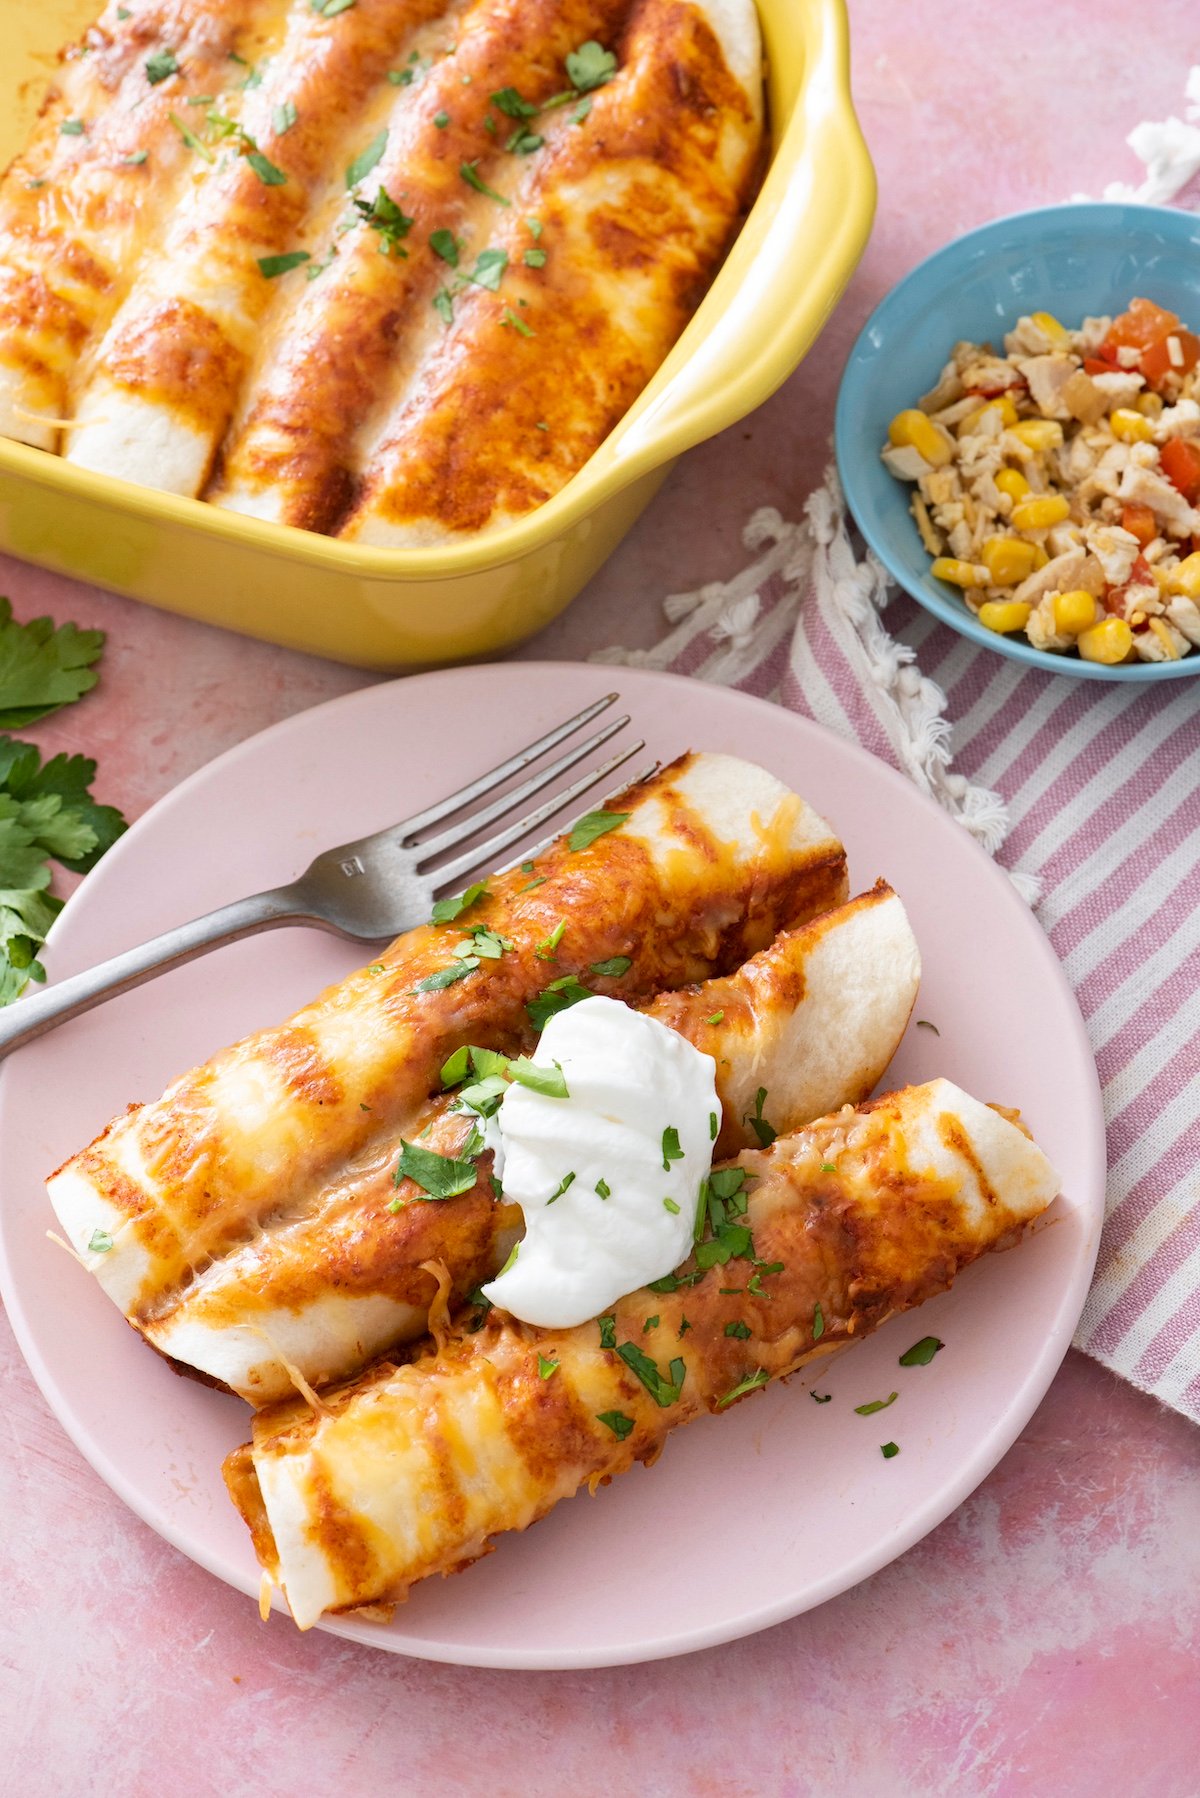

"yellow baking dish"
[0,0,874,669]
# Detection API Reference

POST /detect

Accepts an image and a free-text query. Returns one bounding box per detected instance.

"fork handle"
[0,885,308,1059]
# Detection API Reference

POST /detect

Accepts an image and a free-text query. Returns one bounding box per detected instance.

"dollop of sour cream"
[481,996,719,1329]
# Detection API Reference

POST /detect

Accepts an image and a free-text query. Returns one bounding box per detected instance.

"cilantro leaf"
[716,1368,769,1409]
[0,600,106,728]
[526,974,590,1031]
[508,1056,569,1098]
[440,1045,470,1087]
[460,160,510,205]
[598,1315,616,1349]
[431,881,487,924]
[465,247,508,292]
[724,1320,751,1340]
[854,1392,898,1416]
[258,250,310,278]
[87,1228,114,1253]
[881,1441,900,1459]
[429,227,461,268]
[413,957,478,991]
[589,955,630,978]
[565,41,617,93]
[393,1138,478,1200]
[537,1354,558,1379]
[273,100,298,134]
[567,809,628,852]
[747,1086,776,1148]
[490,86,537,119]
[694,1220,753,1270]
[353,186,413,254]
[346,130,387,188]
[899,1336,944,1367]
[616,1340,683,1406]
[144,48,179,85]
[661,1125,683,1171]
[246,149,287,186]
[596,1410,633,1440]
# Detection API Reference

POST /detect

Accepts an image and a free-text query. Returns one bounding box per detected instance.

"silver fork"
[0,694,645,1058]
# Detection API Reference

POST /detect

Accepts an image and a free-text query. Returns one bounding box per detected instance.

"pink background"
[2,2,1199,1791]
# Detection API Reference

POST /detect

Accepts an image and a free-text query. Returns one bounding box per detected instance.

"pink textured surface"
[2,1,1199,1790]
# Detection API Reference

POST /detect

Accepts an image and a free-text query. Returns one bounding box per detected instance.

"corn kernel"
[1110,407,1154,443]
[1010,419,1063,452]
[981,536,1038,585]
[977,600,1032,635]
[1011,494,1071,531]
[995,467,1030,501]
[1150,564,1172,593]
[987,394,1020,428]
[930,557,984,588]
[1136,391,1164,418]
[1053,589,1098,635]
[1031,543,1050,569]
[1078,617,1134,664]
[888,408,952,468]
[1167,551,1200,599]
[1031,310,1069,345]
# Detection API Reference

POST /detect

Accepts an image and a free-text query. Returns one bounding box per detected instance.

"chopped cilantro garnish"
[457,1073,507,1116]
[716,1368,768,1409]
[567,809,629,852]
[491,86,537,119]
[440,1045,470,1087]
[694,1221,753,1271]
[393,1138,478,1200]
[312,0,355,15]
[429,227,461,267]
[706,1010,724,1025]
[354,186,413,254]
[120,150,149,165]
[506,127,543,155]
[662,1197,680,1215]
[589,955,630,977]
[595,1178,611,1199]
[565,40,617,92]
[500,307,535,336]
[144,48,179,85]
[387,67,414,86]
[820,1162,837,1175]
[432,883,487,924]
[648,1269,703,1294]
[597,1410,633,1440]
[598,1315,616,1350]
[523,247,547,268]
[273,99,298,134]
[117,5,130,16]
[465,1287,493,1332]
[855,1392,899,1415]
[433,287,454,326]
[433,109,450,127]
[724,1320,751,1340]
[546,1171,575,1205]
[87,1228,113,1253]
[60,119,86,136]
[881,1441,900,1459]
[810,1390,832,1404]
[526,974,590,1031]
[570,97,592,124]
[346,129,387,188]
[709,1111,718,1141]
[169,112,213,160]
[246,148,287,185]
[257,249,310,278]
[616,1340,683,1406]
[527,216,543,237]
[746,1271,771,1298]
[747,1086,776,1149]
[661,1126,683,1172]
[466,247,509,291]
[536,918,565,959]
[899,1336,944,1367]
[812,1303,825,1341]
[413,957,478,991]
[463,926,512,960]
[460,159,509,204]
[508,1055,569,1099]
[678,1317,691,1336]
[643,1316,659,1333]
[537,1354,558,1379]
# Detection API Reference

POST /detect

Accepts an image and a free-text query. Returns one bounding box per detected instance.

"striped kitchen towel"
[596,86,1200,1424]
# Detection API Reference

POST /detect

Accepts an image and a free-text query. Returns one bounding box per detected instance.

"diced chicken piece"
[1119,461,1200,536]
[920,468,961,507]
[881,444,934,481]
[1004,316,1059,356]
[1065,431,1101,479]
[919,357,967,413]
[947,520,976,560]
[971,470,1007,518]
[961,355,1025,394]
[1086,523,1141,587]
[1062,369,1109,425]
[1012,548,1087,606]
[959,405,1006,449]
[1154,399,1200,440]
[1078,316,1113,354]
[929,395,983,429]
[1166,594,1200,645]
[1026,592,1072,652]
[1091,370,1146,408]
[1047,523,1085,557]
[1114,580,1162,623]
[1079,441,1133,502]
[1134,617,1190,661]
[1019,354,1079,419]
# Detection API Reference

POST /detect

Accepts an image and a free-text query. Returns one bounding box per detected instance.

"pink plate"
[0,664,1105,1668]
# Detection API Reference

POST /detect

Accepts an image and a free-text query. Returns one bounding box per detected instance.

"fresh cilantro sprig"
[0,599,106,727]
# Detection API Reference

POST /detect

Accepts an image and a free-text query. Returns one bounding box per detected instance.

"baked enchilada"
[0,0,764,538]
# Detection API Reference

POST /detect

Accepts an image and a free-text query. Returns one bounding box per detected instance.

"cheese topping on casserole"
[0,0,764,538]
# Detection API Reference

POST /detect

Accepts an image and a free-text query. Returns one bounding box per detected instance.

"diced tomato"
[1103,554,1154,617]
[1161,438,1200,504]
[1140,330,1200,389]
[1121,503,1158,548]
[1083,357,1114,376]
[965,378,1027,401]
[1103,297,1182,354]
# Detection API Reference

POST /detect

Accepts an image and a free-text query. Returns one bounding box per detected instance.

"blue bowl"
[835,202,1200,682]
